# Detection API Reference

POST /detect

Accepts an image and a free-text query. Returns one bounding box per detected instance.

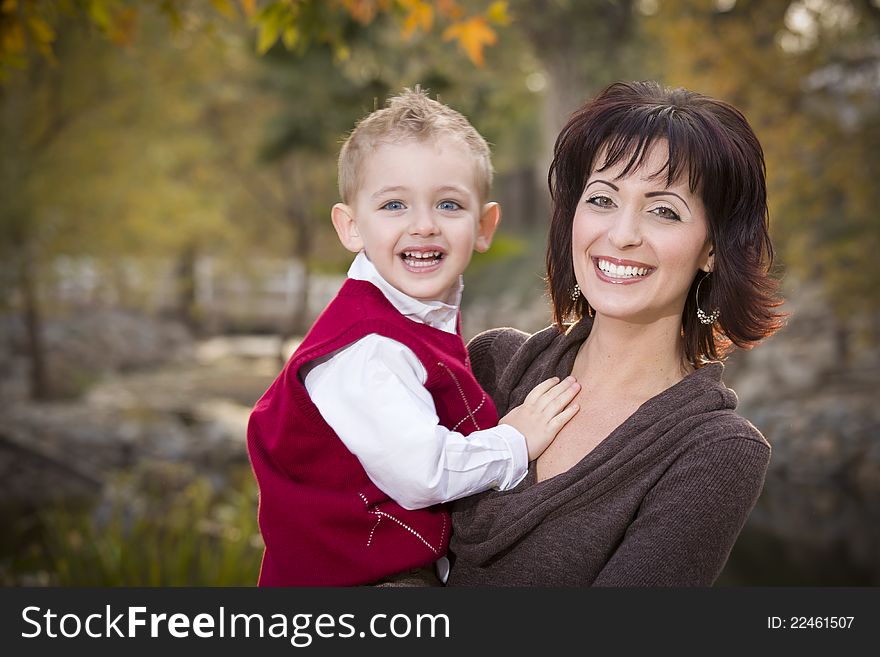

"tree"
[0,10,259,397]
[644,0,880,355]
[0,0,513,81]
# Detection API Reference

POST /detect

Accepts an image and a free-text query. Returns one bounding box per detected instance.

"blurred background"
[0,0,878,586]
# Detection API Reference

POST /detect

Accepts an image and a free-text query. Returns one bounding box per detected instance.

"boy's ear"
[474,202,501,253]
[331,203,363,253]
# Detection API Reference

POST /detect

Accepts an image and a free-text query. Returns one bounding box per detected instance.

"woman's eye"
[437,200,462,211]
[587,195,614,208]
[651,206,681,221]
[381,200,406,211]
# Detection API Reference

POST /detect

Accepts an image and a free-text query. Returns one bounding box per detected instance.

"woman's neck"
[572,313,691,399]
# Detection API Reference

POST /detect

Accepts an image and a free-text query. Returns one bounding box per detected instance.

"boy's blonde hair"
[337,87,493,204]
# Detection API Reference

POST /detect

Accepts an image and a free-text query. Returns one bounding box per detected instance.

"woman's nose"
[607,208,642,249]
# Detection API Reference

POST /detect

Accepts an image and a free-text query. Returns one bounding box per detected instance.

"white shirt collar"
[347,251,462,333]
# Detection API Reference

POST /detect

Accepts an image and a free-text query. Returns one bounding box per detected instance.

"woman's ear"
[701,246,715,273]
[331,203,363,253]
[474,202,501,253]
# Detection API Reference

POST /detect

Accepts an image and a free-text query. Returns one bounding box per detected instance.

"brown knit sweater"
[448,320,770,587]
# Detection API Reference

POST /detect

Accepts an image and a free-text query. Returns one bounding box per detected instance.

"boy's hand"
[499,376,580,461]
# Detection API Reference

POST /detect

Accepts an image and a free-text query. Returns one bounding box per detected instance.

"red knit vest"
[247,278,499,586]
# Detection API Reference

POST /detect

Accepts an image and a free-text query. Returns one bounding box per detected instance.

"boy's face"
[332,137,500,303]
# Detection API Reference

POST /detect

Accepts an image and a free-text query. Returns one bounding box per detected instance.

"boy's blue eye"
[437,200,462,211]
[381,200,406,211]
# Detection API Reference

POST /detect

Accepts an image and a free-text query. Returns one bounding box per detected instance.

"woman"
[448,81,785,586]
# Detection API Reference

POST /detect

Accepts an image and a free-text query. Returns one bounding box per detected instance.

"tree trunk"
[19,254,51,401]
[834,318,850,365]
[286,207,313,335]
[174,242,200,332]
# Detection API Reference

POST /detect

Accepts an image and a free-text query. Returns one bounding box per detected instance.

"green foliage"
[0,1,512,82]
[6,466,262,586]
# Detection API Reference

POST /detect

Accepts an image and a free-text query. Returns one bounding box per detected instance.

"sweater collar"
[347,251,462,333]
[451,318,736,565]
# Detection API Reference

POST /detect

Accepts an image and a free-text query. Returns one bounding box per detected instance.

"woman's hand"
[499,376,580,461]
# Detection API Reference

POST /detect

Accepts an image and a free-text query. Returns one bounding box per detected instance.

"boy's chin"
[404,281,456,304]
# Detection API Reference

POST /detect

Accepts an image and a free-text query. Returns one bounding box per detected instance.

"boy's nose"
[409,208,440,236]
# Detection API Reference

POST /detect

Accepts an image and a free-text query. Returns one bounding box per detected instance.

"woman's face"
[572,141,713,326]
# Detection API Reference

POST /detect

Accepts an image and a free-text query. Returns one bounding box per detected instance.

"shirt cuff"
[493,423,528,490]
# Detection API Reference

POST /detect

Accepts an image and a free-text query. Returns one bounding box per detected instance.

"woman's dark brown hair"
[547,80,785,364]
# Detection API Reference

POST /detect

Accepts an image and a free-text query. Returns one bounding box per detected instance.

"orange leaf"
[436,0,463,20]
[341,0,379,24]
[442,16,496,66]
[401,1,433,38]
[108,7,138,47]
[238,0,257,18]
[2,22,26,54]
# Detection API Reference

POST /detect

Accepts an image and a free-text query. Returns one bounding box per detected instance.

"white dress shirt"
[302,251,528,512]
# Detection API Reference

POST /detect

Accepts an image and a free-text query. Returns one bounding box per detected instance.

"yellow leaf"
[282,25,299,49]
[442,17,496,66]
[1,0,17,15]
[486,1,510,26]
[257,20,280,54]
[26,16,55,45]
[210,0,237,20]
[88,0,112,31]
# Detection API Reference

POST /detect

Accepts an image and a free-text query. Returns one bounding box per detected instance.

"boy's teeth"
[402,251,443,268]
[597,259,649,278]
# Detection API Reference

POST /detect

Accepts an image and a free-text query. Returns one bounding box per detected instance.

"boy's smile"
[332,137,499,302]
[400,246,446,273]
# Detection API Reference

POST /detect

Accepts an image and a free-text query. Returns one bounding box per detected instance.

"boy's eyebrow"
[371,186,408,199]
[435,185,470,196]
[371,185,472,198]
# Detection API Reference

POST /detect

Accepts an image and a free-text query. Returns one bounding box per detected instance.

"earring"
[570,283,581,301]
[695,273,720,325]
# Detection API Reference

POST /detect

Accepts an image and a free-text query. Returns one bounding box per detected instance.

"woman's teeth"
[597,259,650,278]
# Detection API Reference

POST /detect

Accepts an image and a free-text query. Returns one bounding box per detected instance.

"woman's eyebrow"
[645,190,690,212]
[585,179,619,191]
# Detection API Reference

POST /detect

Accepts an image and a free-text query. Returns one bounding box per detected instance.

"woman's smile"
[592,256,656,284]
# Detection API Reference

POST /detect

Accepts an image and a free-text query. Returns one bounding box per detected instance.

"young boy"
[247,88,579,586]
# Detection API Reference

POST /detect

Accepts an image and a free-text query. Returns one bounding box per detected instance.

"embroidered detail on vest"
[437,361,486,432]
[359,490,443,554]
[367,515,382,547]
[369,510,444,555]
